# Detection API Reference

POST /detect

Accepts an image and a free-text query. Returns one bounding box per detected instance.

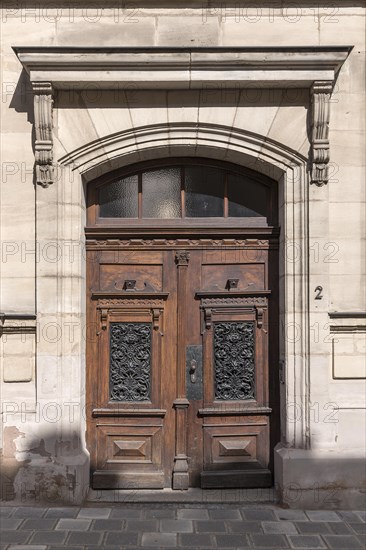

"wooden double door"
[86,238,278,490]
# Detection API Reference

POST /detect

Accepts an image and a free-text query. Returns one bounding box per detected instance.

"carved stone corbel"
[32,82,54,187]
[310,81,333,186]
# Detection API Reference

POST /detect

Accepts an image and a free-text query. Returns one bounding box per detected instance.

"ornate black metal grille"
[109,322,151,401]
[214,321,255,400]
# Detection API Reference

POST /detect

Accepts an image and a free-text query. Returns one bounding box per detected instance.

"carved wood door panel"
[185,246,273,489]
[86,241,277,490]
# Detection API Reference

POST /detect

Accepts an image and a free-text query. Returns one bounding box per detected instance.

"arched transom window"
[89,159,276,225]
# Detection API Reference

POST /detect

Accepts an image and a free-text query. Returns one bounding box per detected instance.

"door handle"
[189,359,197,383]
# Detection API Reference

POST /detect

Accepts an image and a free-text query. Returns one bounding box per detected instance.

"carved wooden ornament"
[32,82,54,187]
[175,250,190,266]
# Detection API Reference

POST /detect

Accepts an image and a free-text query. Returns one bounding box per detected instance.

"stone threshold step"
[87,487,279,504]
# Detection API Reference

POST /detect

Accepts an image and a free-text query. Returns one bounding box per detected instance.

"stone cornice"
[13,46,352,186]
[14,46,351,89]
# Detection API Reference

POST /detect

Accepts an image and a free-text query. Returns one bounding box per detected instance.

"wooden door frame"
[85,158,280,489]
[85,233,280,489]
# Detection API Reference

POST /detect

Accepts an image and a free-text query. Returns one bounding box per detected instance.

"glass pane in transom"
[185,166,224,217]
[142,168,181,218]
[99,175,138,217]
[228,174,267,218]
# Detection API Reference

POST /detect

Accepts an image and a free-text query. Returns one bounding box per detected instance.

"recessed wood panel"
[97,424,163,470]
[100,264,163,291]
[202,419,270,474]
[202,264,265,291]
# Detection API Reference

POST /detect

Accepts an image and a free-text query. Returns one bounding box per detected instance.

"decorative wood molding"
[196,291,270,308]
[32,82,54,187]
[85,234,276,248]
[92,408,166,418]
[93,292,169,333]
[196,291,269,332]
[310,81,333,186]
[201,304,267,330]
[96,299,166,311]
[199,407,272,416]
[200,296,267,306]
[92,291,169,301]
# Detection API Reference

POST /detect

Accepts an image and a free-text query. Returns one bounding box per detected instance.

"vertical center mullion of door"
[172,250,190,489]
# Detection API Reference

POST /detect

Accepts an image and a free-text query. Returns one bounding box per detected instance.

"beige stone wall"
[0,2,365,505]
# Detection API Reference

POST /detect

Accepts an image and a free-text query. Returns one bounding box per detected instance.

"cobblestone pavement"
[0,504,365,550]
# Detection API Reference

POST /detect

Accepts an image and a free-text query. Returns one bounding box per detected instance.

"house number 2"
[315,286,323,300]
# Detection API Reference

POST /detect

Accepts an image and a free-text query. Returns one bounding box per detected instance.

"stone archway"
[38,123,308,500]
[59,122,310,450]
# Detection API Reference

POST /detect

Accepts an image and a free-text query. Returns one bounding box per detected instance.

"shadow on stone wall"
[9,69,34,122]
[6,0,365,9]
[56,87,309,113]
[0,425,89,505]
